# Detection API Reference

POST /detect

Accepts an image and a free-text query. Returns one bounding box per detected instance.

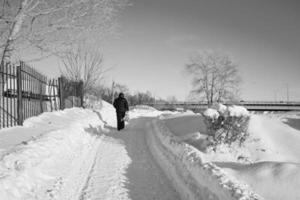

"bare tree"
[113,82,129,95]
[185,50,241,105]
[166,95,178,104]
[60,45,107,95]
[0,0,128,64]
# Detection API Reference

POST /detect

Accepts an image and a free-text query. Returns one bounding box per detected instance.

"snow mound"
[146,118,262,200]
[223,161,300,200]
[129,105,163,119]
[205,113,300,200]
[96,100,117,128]
[0,108,106,200]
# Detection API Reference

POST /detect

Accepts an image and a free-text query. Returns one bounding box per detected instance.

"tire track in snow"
[79,135,131,200]
[79,118,180,200]
[78,145,99,200]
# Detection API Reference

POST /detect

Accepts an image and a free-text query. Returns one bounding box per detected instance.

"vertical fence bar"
[5,63,8,127]
[49,80,53,111]
[79,81,84,107]
[25,66,28,120]
[54,80,58,110]
[58,77,64,110]
[13,65,17,126]
[1,63,4,128]
[53,80,57,110]
[17,64,23,125]
[30,67,33,117]
[9,63,12,127]
[39,75,41,113]
[23,65,26,121]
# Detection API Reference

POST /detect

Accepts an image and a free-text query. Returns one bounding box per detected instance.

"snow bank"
[96,100,117,128]
[223,161,300,200]
[129,105,163,119]
[146,118,262,200]
[204,113,300,200]
[0,107,108,200]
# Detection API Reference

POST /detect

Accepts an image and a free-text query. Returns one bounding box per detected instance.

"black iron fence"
[0,61,83,129]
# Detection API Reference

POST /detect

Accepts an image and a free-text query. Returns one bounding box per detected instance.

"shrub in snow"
[203,108,219,120]
[212,103,227,114]
[203,105,250,149]
[84,94,103,109]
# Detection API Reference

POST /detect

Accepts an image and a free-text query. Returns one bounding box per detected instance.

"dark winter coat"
[113,96,129,113]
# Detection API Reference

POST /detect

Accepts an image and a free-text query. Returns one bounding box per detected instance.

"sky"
[35,0,300,101]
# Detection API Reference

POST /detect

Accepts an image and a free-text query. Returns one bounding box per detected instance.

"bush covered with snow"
[203,104,250,148]
[84,94,103,109]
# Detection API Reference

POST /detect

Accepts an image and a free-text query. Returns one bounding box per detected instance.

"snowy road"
[79,117,180,200]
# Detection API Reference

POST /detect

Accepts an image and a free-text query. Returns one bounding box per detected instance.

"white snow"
[147,116,262,200]
[1,100,298,200]
[203,108,220,119]
[162,109,300,200]
[0,108,106,199]
[129,105,163,119]
[0,102,180,200]
[213,103,228,114]
[227,105,249,117]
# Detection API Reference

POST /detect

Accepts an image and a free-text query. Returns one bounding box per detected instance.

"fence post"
[58,77,64,110]
[39,81,43,113]
[79,80,84,107]
[17,64,23,125]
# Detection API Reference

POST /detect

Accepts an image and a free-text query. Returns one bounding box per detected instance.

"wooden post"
[79,80,84,107]
[17,64,23,125]
[39,80,43,113]
[58,77,64,110]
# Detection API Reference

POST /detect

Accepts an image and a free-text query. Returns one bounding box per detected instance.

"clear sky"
[35,0,300,101]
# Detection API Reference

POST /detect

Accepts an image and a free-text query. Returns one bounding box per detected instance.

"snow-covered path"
[80,118,180,200]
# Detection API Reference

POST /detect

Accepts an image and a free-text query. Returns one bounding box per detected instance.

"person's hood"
[118,93,124,98]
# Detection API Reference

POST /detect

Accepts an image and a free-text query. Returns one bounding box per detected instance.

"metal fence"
[0,61,83,129]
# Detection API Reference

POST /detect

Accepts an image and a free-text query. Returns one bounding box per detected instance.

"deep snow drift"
[162,107,300,200]
[0,108,106,199]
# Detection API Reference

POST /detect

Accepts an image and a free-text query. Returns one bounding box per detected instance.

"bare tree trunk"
[1,0,28,64]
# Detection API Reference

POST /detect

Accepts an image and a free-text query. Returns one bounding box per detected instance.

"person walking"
[113,92,129,131]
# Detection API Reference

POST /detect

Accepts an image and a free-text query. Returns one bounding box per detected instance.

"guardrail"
[145,101,300,112]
